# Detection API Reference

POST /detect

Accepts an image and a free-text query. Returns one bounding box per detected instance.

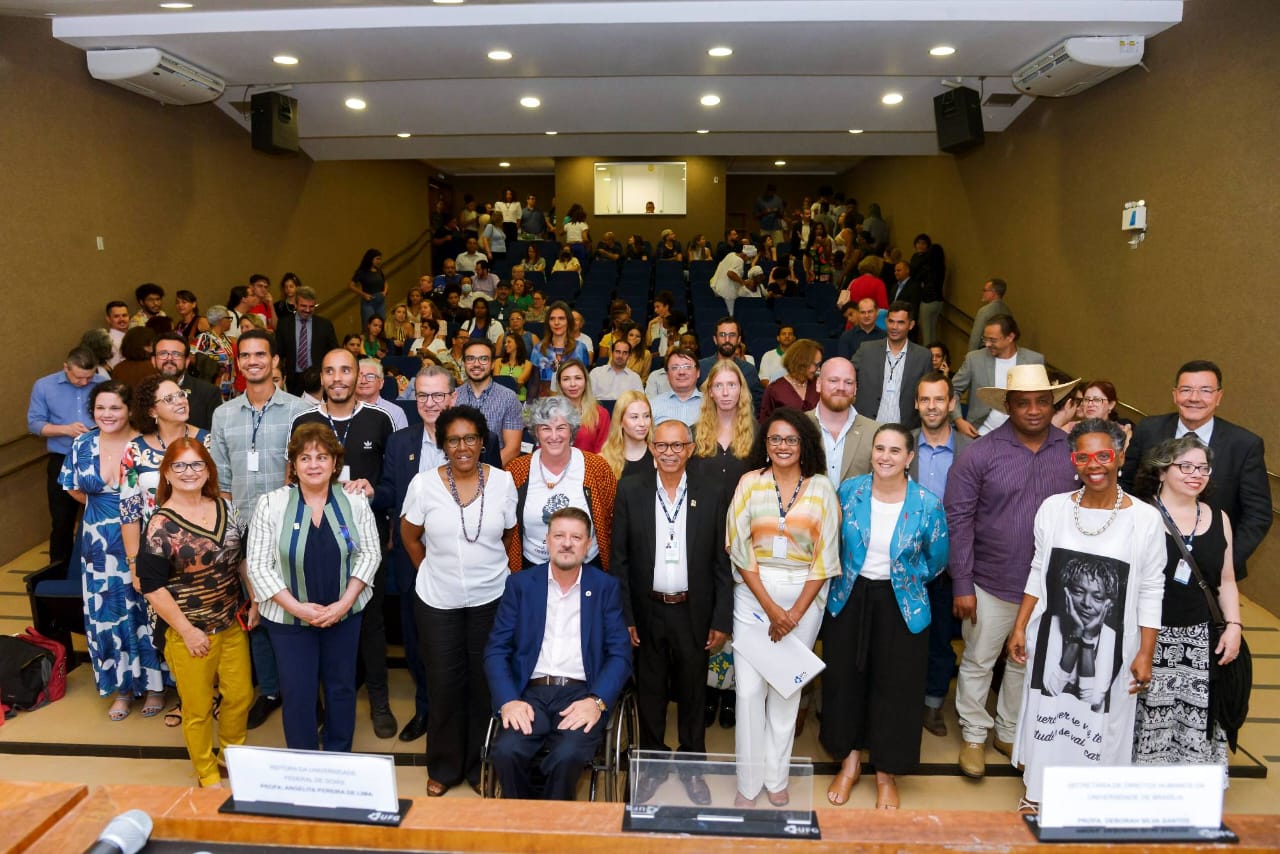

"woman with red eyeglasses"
[1005,419,1166,816]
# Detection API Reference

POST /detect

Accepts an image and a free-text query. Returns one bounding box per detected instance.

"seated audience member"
[715,228,742,262]
[594,231,624,265]
[245,423,381,753]
[557,359,611,454]
[525,290,549,323]
[505,396,617,572]
[484,508,632,801]
[521,242,547,273]
[111,326,159,388]
[758,325,796,384]
[551,245,583,284]
[686,233,713,262]
[767,264,798,299]
[758,338,822,420]
[359,315,389,360]
[655,229,683,262]
[461,296,504,345]
[131,282,167,328]
[739,265,767,303]
[648,347,703,427]
[433,258,462,296]
[599,390,653,480]
[589,338,644,402]
[625,234,650,262]
[471,259,500,299]
[509,271,533,309]
[504,309,539,355]
[624,325,652,382]
[646,292,674,356]
[456,236,485,274]
[489,281,515,326]
[496,331,534,402]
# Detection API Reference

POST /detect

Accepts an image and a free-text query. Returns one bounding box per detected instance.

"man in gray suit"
[806,357,877,486]
[952,314,1043,438]
[851,300,933,430]
[908,371,972,737]
[967,278,1012,353]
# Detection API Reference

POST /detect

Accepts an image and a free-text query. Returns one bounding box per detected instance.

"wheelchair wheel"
[479,715,502,798]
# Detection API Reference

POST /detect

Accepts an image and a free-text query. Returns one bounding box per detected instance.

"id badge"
[1174,559,1192,585]
[771,535,789,560]
[246,450,260,472]
[664,539,680,564]
[885,379,898,393]
[339,464,352,483]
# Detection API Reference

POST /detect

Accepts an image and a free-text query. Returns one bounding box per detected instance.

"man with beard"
[909,371,972,737]
[151,332,222,431]
[805,357,876,485]
[484,507,632,801]
[291,348,397,738]
[696,317,763,412]
[455,338,524,465]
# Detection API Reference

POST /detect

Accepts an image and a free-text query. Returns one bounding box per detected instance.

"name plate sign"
[1040,764,1225,829]
[221,745,408,826]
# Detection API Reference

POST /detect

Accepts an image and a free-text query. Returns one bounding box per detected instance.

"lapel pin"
[585,590,592,598]
[690,499,697,508]
[293,523,301,531]
[409,453,415,461]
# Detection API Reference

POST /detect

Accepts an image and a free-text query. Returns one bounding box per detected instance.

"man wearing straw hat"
[943,364,1079,779]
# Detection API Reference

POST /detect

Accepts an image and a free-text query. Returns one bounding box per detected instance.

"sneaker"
[246,694,281,731]
[958,741,986,778]
[371,705,398,739]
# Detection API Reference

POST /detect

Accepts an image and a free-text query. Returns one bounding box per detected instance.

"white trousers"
[733,576,823,797]
[955,583,1025,744]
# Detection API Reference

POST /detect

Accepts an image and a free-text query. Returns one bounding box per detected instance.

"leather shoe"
[704,688,718,728]
[399,713,429,742]
[632,772,667,804]
[718,693,736,729]
[371,706,398,739]
[681,773,712,806]
[958,741,986,778]
[993,737,1013,759]
[922,705,947,737]
[246,694,281,731]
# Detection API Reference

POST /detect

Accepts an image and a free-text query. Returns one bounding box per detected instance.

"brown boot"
[922,705,947,737]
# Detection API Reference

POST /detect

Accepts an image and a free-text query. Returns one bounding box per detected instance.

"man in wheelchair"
[484,507,632,800]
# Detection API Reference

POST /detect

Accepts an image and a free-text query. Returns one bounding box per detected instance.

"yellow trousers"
[164,624,254,787]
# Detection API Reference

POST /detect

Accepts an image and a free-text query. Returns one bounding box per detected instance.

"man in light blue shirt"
[27,346,102,568]
[649,348,703,427]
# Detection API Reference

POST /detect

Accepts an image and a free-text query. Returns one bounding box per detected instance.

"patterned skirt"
[1133,622,1228,770]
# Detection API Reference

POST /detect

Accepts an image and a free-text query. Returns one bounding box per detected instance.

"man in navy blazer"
[484,508,632,800]
[374,366,502,741]
[1119,360,1271,579]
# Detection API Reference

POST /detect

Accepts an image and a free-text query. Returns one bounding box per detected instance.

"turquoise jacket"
[828,475,949,633]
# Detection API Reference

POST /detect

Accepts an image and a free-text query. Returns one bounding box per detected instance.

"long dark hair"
[357,248,382,272]
[748,407,826,477]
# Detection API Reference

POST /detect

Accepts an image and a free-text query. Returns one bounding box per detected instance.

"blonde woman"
[599,390,653,480]
[555,358,610,454]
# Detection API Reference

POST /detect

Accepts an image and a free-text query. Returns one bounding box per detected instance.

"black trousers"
[46,454,80,568]
[491,682,601,800]
[635,597,707,754]
[414,595,498,787]
[358,516,390,707]
[820,579,928,775]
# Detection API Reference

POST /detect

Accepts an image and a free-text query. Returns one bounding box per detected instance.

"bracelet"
[1225,620,1242,628]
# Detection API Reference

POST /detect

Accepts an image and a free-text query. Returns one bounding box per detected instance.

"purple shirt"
[943,421,1076,604]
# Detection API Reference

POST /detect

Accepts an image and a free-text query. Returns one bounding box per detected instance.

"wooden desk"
[0,780,88,854]
[21,784,1280,853]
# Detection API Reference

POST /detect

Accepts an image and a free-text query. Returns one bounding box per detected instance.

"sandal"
[141,691,167,717]
[875,780,899,810]
[1018,797,1039,816]
[164,704,183,727]
[827,755,862,806]
[426,779,450,797]
[734,792,758,809]
[108,695,132,722]
[211,693,222,720]
[767,788,790,807]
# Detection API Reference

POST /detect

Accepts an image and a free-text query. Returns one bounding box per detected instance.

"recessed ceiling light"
[432,0,464,4]
[881,92,904,105]
[344,97,367,110]
[159,2,193,7]
[273,55,299,66]
[929,45,956,56]
[848,128,864,134]
[696,129,710,134]
[519,96,541,108]
[596,166,608,171]
[708,46,733,58]
[603,177,612,182]
[396,133,411,139]
[544,130,558,135]
[700,94,721,107]
[774,160,786,166]
[487,49,512,61]
[499,161,511,168]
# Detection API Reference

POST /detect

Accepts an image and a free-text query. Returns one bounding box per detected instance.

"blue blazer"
[828,475,949,633]
[484,563,632,713]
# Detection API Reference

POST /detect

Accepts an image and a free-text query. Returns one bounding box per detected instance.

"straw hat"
[976,364,1079,413]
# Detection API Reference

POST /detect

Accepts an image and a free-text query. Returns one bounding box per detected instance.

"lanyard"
[773,474,804,532]
[321,404,352,446]
[249,402,267,451]
[1156,497,1201,552]
[885,347,906,385]
[656,479,688,539]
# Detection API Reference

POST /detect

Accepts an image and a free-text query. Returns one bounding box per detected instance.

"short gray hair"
[653,418,694,442]
[296,285,318,302]
[1068,417,1128,452]
[415,364,456,390]
[524,394,581,435]
[206,304,230,324]
[359,358,383,378]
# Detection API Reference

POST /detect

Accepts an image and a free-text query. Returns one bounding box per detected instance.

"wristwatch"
[588,694,607,713]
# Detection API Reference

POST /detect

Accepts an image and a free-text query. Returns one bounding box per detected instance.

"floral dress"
[120,430,212,537]
[194,330,236,399]
[58,429,167,696]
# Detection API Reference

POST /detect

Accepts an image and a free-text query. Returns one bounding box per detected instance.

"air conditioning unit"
[87,48,225,105]
[1013,36,1144,98]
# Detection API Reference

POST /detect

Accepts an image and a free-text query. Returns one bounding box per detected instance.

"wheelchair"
[478,683,638,801]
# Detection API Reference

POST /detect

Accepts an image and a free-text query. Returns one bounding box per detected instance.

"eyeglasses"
[1082,396,1110,404]
[1175,386,1220,398]
[415,391,450,403]
[1070,449,1117,466]
[767,435,801,447]
[444,434,482,449]
[157,390,190,406]
[980,336,1003,346]
[169,461,207,473]
[358,373,381,382]
[463,355,491,364]
[1173,462,1213,476]
[668,364,696,372]
[652,441,691,453]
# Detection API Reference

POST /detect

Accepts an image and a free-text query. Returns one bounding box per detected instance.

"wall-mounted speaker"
[933,86,984,154]
[251,92,299,154]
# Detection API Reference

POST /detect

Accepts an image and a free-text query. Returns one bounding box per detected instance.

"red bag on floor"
[18,627,67,704]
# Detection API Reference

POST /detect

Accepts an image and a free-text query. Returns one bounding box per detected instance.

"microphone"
[82,810,153,854]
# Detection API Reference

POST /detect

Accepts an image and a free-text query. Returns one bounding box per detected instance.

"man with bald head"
[805,357,878,485]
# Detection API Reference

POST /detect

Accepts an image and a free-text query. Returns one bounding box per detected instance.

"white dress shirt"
[1175,417,1215,445]
[817,406,857,484]
[532,567,587,680]
[653,473,690,594]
